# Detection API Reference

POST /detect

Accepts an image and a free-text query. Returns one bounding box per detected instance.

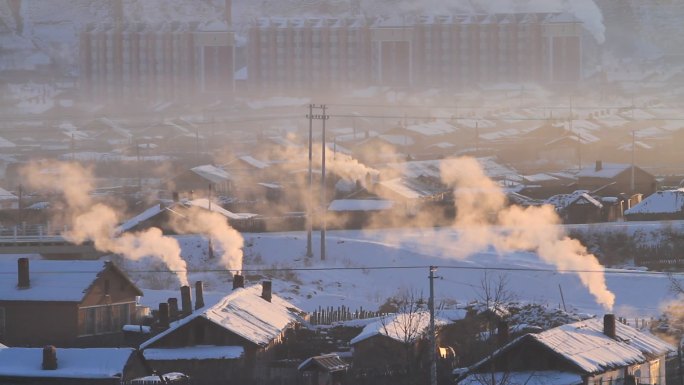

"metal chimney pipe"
[603,314,616,339]
[232,274,244,290]
[42,345,57,370]
[167,298,179,320]
[262,280,272,302]
[18,258,30,288]
[195,281,205,310]
[180,286,192,315]
[158,302,170,329]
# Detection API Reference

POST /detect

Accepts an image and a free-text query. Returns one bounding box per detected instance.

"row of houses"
[0,256,675,385]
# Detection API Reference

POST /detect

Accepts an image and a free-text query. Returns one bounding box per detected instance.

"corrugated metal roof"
[298,354,349,372]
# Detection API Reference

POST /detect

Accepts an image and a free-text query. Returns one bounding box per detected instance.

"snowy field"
[136,223,681,320]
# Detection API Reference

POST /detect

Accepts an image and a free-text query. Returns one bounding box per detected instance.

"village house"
[458,315,674,385]
[298,353,350,385]
[139,278,308,385]
[624,188,684,221]
[577,161,657,197]
[0,346,147,385]
[168,164,234,198]
[0,258,143,347]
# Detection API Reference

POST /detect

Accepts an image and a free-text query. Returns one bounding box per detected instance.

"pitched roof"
[473,318,674,375]
[0,260,139,302]
[0,347,135,379]
[577,163,633,179]
[625,189,684,215]
[460,371,583,385]
[350,311,446,345]
[190,165,233,184]
[141,284,306,349]
[298,354,349,372]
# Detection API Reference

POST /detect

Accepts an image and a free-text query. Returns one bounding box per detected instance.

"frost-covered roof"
[577,163,633,179]
[406,121,456,136]
[191,165,234,184]
[238,155,269,170]
[528,318,674,373]
[625,189,684,215]
[350,311,446,345]
[298,354,349,372]
[0,187,18,201]
[143,346,244,361]
[545,190,602,211]
[0,260,114,302]
[116,203,166,234]
[141,284,306,349]
[0,348,134,379]
[186,198,258,220]
[328,199,394,212]
[460,371,583,385]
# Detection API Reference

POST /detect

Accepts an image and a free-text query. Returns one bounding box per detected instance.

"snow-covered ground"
[134,223,680,320]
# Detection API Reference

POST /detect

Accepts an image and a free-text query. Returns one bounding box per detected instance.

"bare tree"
[475,271,516,309]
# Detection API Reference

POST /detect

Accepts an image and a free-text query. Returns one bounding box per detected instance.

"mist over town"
[1,1,684,384]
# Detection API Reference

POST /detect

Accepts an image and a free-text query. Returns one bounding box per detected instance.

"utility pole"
[306,104,329,260]
[306,104,314,258]
[631,130,636,193]
[428,266,438,385]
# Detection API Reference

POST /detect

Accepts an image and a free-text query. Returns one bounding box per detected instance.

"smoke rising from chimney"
[440,157,615,310]
[20,161,189,286]
[169,204,244,275]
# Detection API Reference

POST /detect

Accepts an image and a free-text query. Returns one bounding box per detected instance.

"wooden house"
[298,353,349,385]
[545,190,605,224]
[459,315,674,385]
[625,188,684,221]
[577,161,657,197]
[0,258,143,347]
[139,278,307,385]
[0,346,146,385]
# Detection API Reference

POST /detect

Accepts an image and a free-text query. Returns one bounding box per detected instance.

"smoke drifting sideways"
[440,157,615,311]
[169,201,244,275]
[20,161,189,286]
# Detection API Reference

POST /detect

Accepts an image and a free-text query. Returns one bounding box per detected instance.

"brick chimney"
[195,281,205,310]
[603,314,616,339]
[232,274,244,290]
[168,298,179,320]
[180,285,192,316]
[262,280,272,302]
[595,160,603,172]
[42,345,57,370]
[17,257,30,288]
[158,302,170,329]
[497,320,509,347]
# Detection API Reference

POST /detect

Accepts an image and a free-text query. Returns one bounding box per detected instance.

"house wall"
[578,168,656,197]
[352,335,411,369]
[146,359,245,385]
[0,300,78,346]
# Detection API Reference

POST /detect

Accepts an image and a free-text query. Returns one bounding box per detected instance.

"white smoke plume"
[169,202,244,275]
[321,144,379,187]
[20,161,189,286]
[441,157,615,310]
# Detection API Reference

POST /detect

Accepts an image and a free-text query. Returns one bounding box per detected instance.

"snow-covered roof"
[460,371,583,385]
[238,155,269,170]
[545,190,602,211]
[350,311,445,345]
[186,198,258,220]
[406,121,456,136]
[191,165,234,184]
[0,260,122,302]
[143,346,244,361]
[378,177,444,200]
[116,203,166,234]
[0,187,18,201]
[577,163,633,179]
[0,348,134,379]
[0,136,16,148]
[141,284,306,349]
[328,199,394,212]
[625,189,684,215]
[528,318,674,373]
[298,354,349,372]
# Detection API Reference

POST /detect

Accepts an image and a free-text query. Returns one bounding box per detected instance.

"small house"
[0,258,143,347]
[459,315,674,385]
[139,278,307,385]
[624,188,684,221]
[577,161,656,197]
[298,353,349,385]
[0,346,146,385]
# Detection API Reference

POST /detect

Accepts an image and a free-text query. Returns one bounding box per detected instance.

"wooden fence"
[309,306,387,326]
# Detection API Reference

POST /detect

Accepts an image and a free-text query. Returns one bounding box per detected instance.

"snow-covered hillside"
[130,222,681,321]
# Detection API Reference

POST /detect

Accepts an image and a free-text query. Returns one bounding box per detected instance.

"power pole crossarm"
[306,104,330,261]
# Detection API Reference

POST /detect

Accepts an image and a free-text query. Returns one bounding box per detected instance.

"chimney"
[232,274,244,290]
[42,345,57,370]
[497,320,509,347]
[225,0,232,26]
[168,298,179,320]
[195,281,205,310]
[595,160,603,172]
[262,280,272,302]
[17,258,30,288]
[603,314,616,339]
[158,302,170,329]
[180,285,193,315]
